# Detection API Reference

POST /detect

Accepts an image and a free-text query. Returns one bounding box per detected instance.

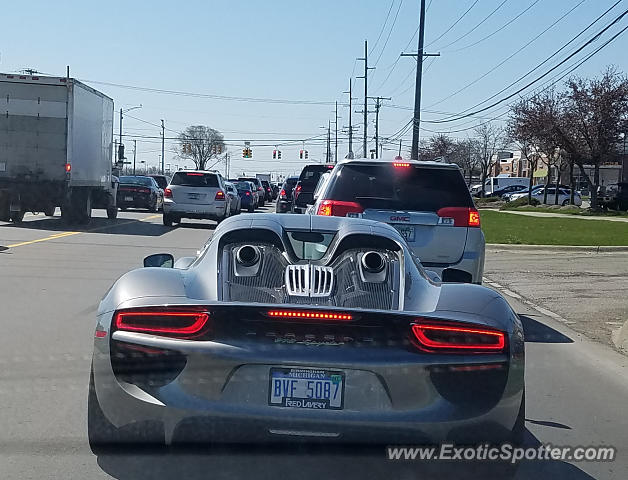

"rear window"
[326,164,473,211]
[171,172,219,187]
[298,165,334,185]
[119,176,153,187]
[235,181,251,191]
[285,177,299,187]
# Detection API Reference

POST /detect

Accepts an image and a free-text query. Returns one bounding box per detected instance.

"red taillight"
[215,190,225,200]
[164,188,172,198]
[316,200,364,217]
[245,191,250,196]
[279,189,286,197]
[268,310,353,321]
[436,207,481,227]
[94,330,107,338]
[138,188,150,194]
[65,163,71,172]
[114,309,210,338]
[411,322,506,353]
[294,184,302,197]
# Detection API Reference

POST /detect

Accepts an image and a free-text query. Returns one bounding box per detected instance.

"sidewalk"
[499,210,628,223]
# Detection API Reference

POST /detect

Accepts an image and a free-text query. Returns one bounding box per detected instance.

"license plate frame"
[268,367,345,410]
[393,225,415,242]
[124,196,133,202]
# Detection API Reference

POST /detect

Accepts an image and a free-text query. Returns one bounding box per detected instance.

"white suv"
[311,158,485,284]
[162,170,230,226]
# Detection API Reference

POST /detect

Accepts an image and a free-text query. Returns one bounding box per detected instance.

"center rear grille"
[285,265,334,297]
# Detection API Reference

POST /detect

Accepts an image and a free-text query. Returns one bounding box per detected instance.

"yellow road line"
[7,231,81,248]
[5,213,163,249]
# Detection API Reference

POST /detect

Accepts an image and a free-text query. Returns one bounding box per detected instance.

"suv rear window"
[298,165,334,185]
[326,164,473,211]
[171,172,219,187]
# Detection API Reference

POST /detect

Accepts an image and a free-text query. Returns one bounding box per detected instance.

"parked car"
[504,184,545,201]
[239,177,266,207]
[599,183,628,211]
[508,184,577,204]
[147,174,170,191]
[275,176,299,213]
[292,164,335,213]
[117,176,164,212]
[163,170,230,226]
[311,158,485,284]
[224,182,241,215]
[234,181,257,212]
[261,180,273,202]
[487,184,527,199]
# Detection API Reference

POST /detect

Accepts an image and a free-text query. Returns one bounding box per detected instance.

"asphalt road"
[0,207,627,479]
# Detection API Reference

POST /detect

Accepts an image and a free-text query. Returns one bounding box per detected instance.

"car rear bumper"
[163,200,226,219]
[117,194,153,209]
[92,325,522,445]
[276,200,292,213]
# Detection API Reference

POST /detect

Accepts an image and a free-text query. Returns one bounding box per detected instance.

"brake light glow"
[279,189,286,197]
[164,188,172,198]
[411,323,506,353]
[186,173,204,176]
[268,310,353,321]
[215,190,225,200]
[94,330,107,338]
[245,191,250,196]
[316,200,364,217]
[65,163,71,172]
[436,207,481,227]
[114,309,210,338]
[393,162,410,167]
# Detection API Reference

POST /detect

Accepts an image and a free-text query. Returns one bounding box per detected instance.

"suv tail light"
[215,190,226,200]
[113,308,210,339]
[317,200,364,217]
[436,207,480,227]
[411,321,506,353]
[164,188,172,198]
[279,189,286,197]
[294,184,302,198]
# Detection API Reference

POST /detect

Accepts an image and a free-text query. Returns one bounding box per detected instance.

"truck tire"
[44,206,56,217]
[10,210,25,224]
[106,205,118,220]
[163,213,173,227]
[0,198,9,222]
[73,189,92,225]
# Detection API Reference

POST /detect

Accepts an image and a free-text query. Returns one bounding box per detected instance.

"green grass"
[505,206,628,217]
[480,210,628,245]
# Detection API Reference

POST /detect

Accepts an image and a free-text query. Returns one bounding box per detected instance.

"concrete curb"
[612,321,628,353]
[486,244,628,252]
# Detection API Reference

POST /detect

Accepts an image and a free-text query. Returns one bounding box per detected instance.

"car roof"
[174,170,219,175]
[336,158,461,170]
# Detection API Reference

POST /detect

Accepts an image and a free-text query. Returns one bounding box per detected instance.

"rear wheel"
[562,199,569,206]
[44,205,56,217]
[72,189,92,225]
[88,367,164,453]
[10,210,25,224]
[163,213,173,227]
[248,203,254,213]
[0,197,10,222]
[106,205,118,219]
[510,391,526,446]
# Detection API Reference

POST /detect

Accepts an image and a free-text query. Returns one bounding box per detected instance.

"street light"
[118,105,142,163]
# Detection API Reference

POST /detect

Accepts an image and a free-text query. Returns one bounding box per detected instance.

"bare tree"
[418,134,456,161]
[449,139,479,185]
[474,122,505,196]
[177,125,226,171]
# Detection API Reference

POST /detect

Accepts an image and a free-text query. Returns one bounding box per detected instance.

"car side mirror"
[143,253,174,268]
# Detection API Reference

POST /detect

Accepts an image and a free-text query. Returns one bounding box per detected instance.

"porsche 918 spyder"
[89,213,524,449]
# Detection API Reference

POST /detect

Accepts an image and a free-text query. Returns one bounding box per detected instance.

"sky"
[1,0,626,178]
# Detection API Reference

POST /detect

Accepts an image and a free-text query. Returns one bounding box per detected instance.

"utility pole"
[160,119,165,174]
[334,101,339,163]
[133,140,137,175]
[118,108,124,159]
[398,139,402,157]
[401,0,439,159]
[343,79,355,158]
[326,120,331,163]
[367,96,391,159]
[357,40,374,158]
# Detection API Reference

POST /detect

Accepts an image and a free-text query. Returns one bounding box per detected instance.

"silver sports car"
[89,214,524,449]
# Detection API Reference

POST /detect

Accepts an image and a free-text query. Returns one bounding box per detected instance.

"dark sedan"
[234,181,256,212]
[276,176,299,213]
[117,176,164,212]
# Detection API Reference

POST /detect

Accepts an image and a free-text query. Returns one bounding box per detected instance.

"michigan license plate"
[269,367,344,410]
[394,225,415,242]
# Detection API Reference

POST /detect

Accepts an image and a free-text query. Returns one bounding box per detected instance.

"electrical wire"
[424,0,481,47]
[369,0,396,56]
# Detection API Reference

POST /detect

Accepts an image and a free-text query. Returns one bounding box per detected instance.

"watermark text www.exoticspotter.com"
[387,444,616,464]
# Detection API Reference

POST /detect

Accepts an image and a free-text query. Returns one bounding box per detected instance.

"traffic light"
[272,150,277,160]
[299,150,303,159]
[182,143,193,154]
[242,147,252,158]
[305,150,309,159]
[277,150,282,159]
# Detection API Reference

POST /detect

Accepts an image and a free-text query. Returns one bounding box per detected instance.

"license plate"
[269,367,344,410]
[124,196,133,202]
[394,225,415,242]
[188,193,205,200]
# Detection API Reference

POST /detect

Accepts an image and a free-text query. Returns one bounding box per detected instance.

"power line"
[436,0,511,50]
[424,0,481,47]
[445,0,542,52]
[372,0,404,68]
[425,0,587,109]
[369,0,396,55]
[425,6,628,123]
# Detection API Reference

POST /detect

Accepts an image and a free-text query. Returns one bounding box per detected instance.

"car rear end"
[293,164,335,213]
[261,180,273,202]
[163,171,227,221]
[117,176,156,210]
[276,177,298,213]
[314,160,485,283]
[235,181,255,211]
